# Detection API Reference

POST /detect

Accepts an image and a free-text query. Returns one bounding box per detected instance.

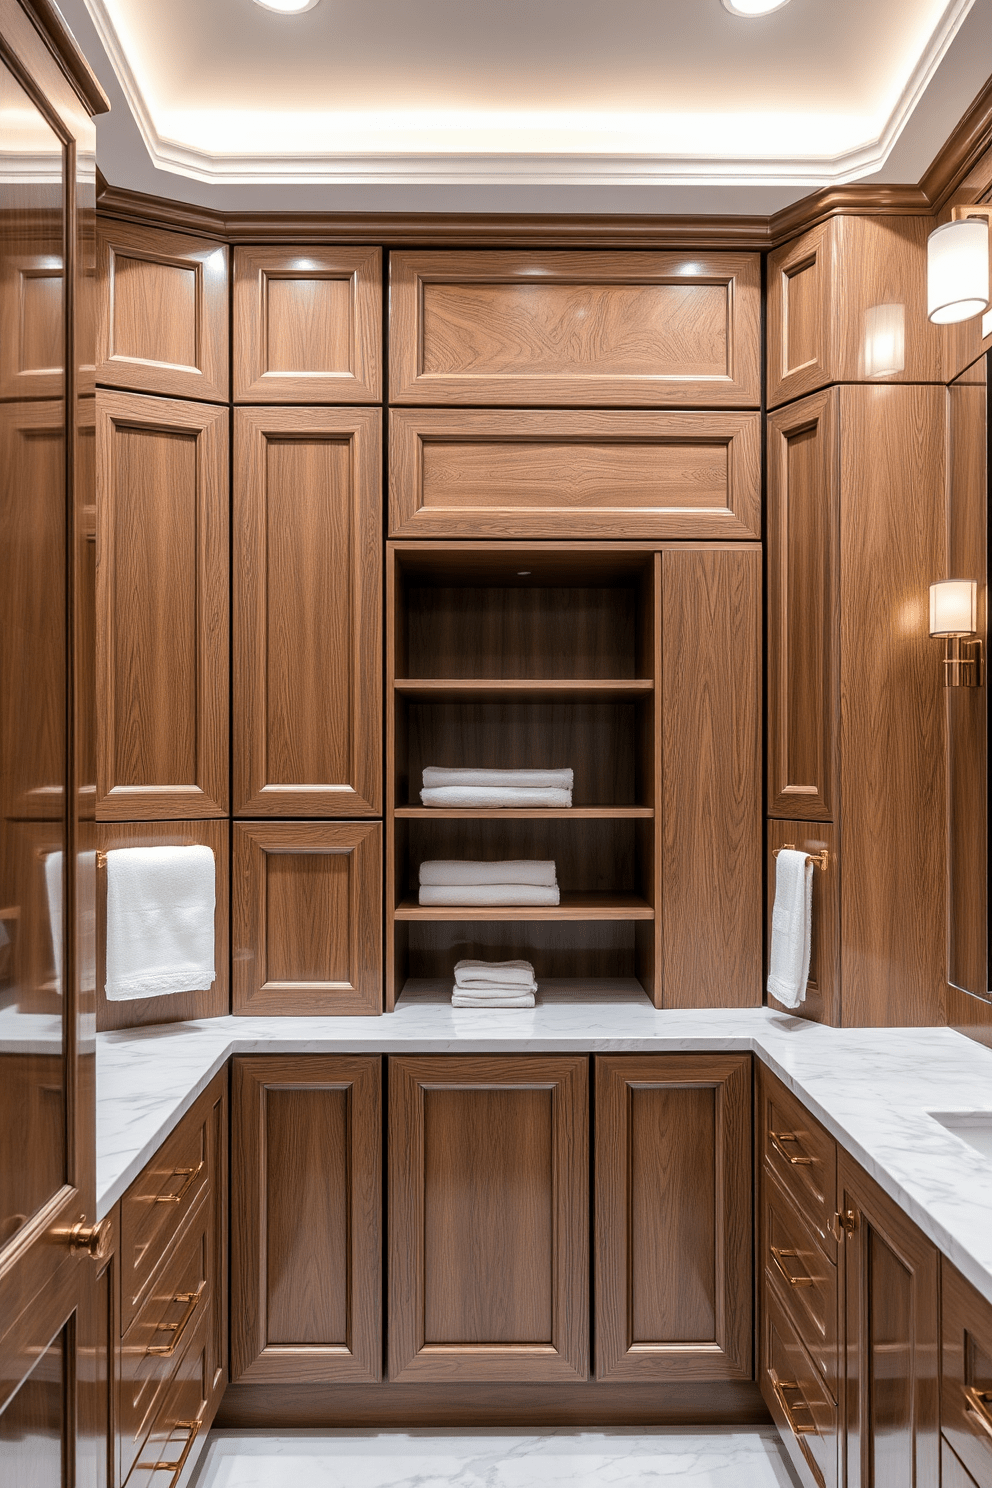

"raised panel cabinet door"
[594,1054,752,1381]
[388,1054,589,1383]
[389,408,761,541]
[388,250,761,406]
[839,1151,940,1488]
[233,406,382,817]
[767,223,834,409]
[767,389,839,822]
[96,391,229,819]
[233,246,381,403]
[96,221,228,401]
[232,821,382,1015]
[0,245,64,401]
[230,1056,382,1385]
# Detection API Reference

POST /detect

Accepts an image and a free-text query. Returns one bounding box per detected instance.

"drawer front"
[761,1273,839,1488]
[942,1259,992,1488]
[119,1197,211,1483]
[124,1311,211,1488]
[759,1068,837,1258]
[944,1436,985,1488]
[761,1163,838,1400]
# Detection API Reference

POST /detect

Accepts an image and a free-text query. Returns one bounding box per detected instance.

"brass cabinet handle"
[772,1374,819,1437]
[769,1130,815,1166]
[137,1415,202,1484]
[146,1281,206,1358]
[155,1160,204,1206]
[770,1245,815,1288]
[965,1386,992,1443]
[60,1218,112,1261]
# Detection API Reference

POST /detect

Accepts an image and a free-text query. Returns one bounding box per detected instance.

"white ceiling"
[58,0,992,214]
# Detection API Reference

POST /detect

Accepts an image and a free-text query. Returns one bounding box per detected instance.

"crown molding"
[920,70,992,208]
[21,0,109,114]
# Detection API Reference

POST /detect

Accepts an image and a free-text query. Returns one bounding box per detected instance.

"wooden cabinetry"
[230,1056,382,1385]
[941,1259,992,1488]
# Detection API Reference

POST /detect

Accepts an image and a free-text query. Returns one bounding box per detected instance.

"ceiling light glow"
[721,0,791,15]
[252,0,319,13]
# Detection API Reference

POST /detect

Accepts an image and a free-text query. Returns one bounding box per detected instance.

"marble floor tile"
[190,1427,801,1488]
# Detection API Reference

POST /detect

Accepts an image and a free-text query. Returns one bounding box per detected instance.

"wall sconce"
[929,580,982,686]
[927,210,991,325]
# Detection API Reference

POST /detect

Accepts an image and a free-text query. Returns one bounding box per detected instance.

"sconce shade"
[929,580,978,638]
[927,219,990,325]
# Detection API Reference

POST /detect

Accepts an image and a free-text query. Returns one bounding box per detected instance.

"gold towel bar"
[772,844,829,872]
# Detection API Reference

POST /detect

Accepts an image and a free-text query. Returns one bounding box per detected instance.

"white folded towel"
[106,846,216,1001]
[452,992,536,1008]
[421,786,572,809]
[420,860,558,887]
[766,849,814,1010]
[455,958,536,989]
[453,982,537,998]
[44,851,62,993]
[419,883,560,907]
[424,767,573,790]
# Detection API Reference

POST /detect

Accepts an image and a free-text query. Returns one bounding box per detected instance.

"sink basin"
[929,1111,992,1163]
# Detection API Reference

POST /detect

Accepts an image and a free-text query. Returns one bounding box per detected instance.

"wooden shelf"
[394,678,653,702]
[395,806,653,819]
[395,892,654,922]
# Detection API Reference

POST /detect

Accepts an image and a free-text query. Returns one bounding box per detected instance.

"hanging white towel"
[44,850,62,994]
[766,849,814,1009]
[421,786,572,809]
[454,958,536,990]
[419,883,560,907]
[452,992,536,1008]
[420,860,558,888]
[106,846,215,1001]
[423,766,573,791]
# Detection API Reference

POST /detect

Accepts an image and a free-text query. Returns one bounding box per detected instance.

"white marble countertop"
[95,985,992,1307]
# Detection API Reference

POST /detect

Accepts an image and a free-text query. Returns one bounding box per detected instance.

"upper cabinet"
[389,251,761,407]
[233,246,382,403]
[97,221,229,401]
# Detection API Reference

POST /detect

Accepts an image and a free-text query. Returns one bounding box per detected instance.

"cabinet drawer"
[942,1259,992,1488]
[119,1196,211,1483]
[760,1163,838,1400]
[124,1310,210,1488]
[761,1274,839,1488]
[759,1067,837,1258]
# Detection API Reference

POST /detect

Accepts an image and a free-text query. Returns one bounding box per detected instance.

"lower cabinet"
[941,1257,992,1488]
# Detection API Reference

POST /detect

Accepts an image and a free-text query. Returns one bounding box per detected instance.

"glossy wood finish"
[0,241,64,401]
[388,1054,589,1383]
[944,1437,986,1488]
[941,1259,992,1488]
[761,1264,840,1488]
[96,391,229,819]
[758,1065,838,1261]
[760,1163,839,1402]
[389,408,762,541]
[231,1055,381,1386]
[595,1054,751,1381]
[96,220,228,401]
[232,821,382,1015]
[233,246,381,403]
[233,405,382,817]
[123,1308,212,1488]
[766,822,839,1026]
[389,251,760,407]
[94,819,229,1032]
[767,389,839,821]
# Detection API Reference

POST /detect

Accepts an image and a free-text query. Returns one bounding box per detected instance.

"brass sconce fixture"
[929,580,982,687]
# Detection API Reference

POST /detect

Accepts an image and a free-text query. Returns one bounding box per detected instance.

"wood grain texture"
[388,1054,589,1383]
[767,223,833,409]
[96,220,228,401]
[760,1259,840,1488]
[942,1438,985,1488]
[660,549,762,1008]
[758,1064,838,1262]
[232,821,382,1016]
[389,408,762,541]
[389,250,760,407]
[233,405,382,817]
[230,1055,382,1385]
[233,245,381,403]
[767,389,839,821]
[940,1257,992,1488]
[94,818,230,1032]
[759,1161,839,1404]
[0,244,64,401]
[594,1054,752,1381]
[766,822,839,1028]
[394,892,653,921]
[96,390,229,819]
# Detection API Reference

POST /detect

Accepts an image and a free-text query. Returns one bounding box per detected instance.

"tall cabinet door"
[233,406,382,817]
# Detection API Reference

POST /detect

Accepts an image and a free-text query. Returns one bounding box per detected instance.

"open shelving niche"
[386,542,663,1010]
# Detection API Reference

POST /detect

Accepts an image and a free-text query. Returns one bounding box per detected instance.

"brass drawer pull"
[155,1160,204,1206]
[965,1385,992,1443]
[136,1415,202,1484]
[770,1245,814,1288]
[769,1130,815,1166]
[772,1375,819,1437]
[146,1281,206,1358]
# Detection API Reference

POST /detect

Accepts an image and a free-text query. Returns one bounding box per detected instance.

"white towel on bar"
[455,958,536,990]
[421,786,572,809]
[106,846,215,1001]
[452,992,536,1008]
[44,850,62,994]
[419,883,560,907]
[766,849,814,1009]
[420,860,558,887]
[424,766,573,790]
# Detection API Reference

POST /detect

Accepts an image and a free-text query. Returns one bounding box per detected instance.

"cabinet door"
[233,246,381,403]
[233,406,382,816]
[231,1056,382,1384]
[941,1258,992,1488]
[767,389,839,822]
[595,1054,751,1381]
[96,391,229,819]
[840,1152,940,1488]
[388,1055,589,1383]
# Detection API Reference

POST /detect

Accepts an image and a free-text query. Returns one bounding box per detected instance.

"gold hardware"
[770,1245,815,1288]
[773,845,829,871]
[769,1130,815,1166]
[60,1218,112,1261]
[964,1385,992,1443]
[942,637,983,687]
[136,1416,202,1483]
[96,850,107,868]
[832,1208,858,1240]
[146,1282,206,1357]
[154,1161,204,1206]
[771,1375,819,1437]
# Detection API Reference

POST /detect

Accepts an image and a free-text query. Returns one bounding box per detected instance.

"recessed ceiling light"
[721,0,791,15]
[253,0,319,13]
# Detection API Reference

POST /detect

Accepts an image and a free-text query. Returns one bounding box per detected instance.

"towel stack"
[420,766,573,809]
[419,860,559,906]
[452,959,537,1008]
